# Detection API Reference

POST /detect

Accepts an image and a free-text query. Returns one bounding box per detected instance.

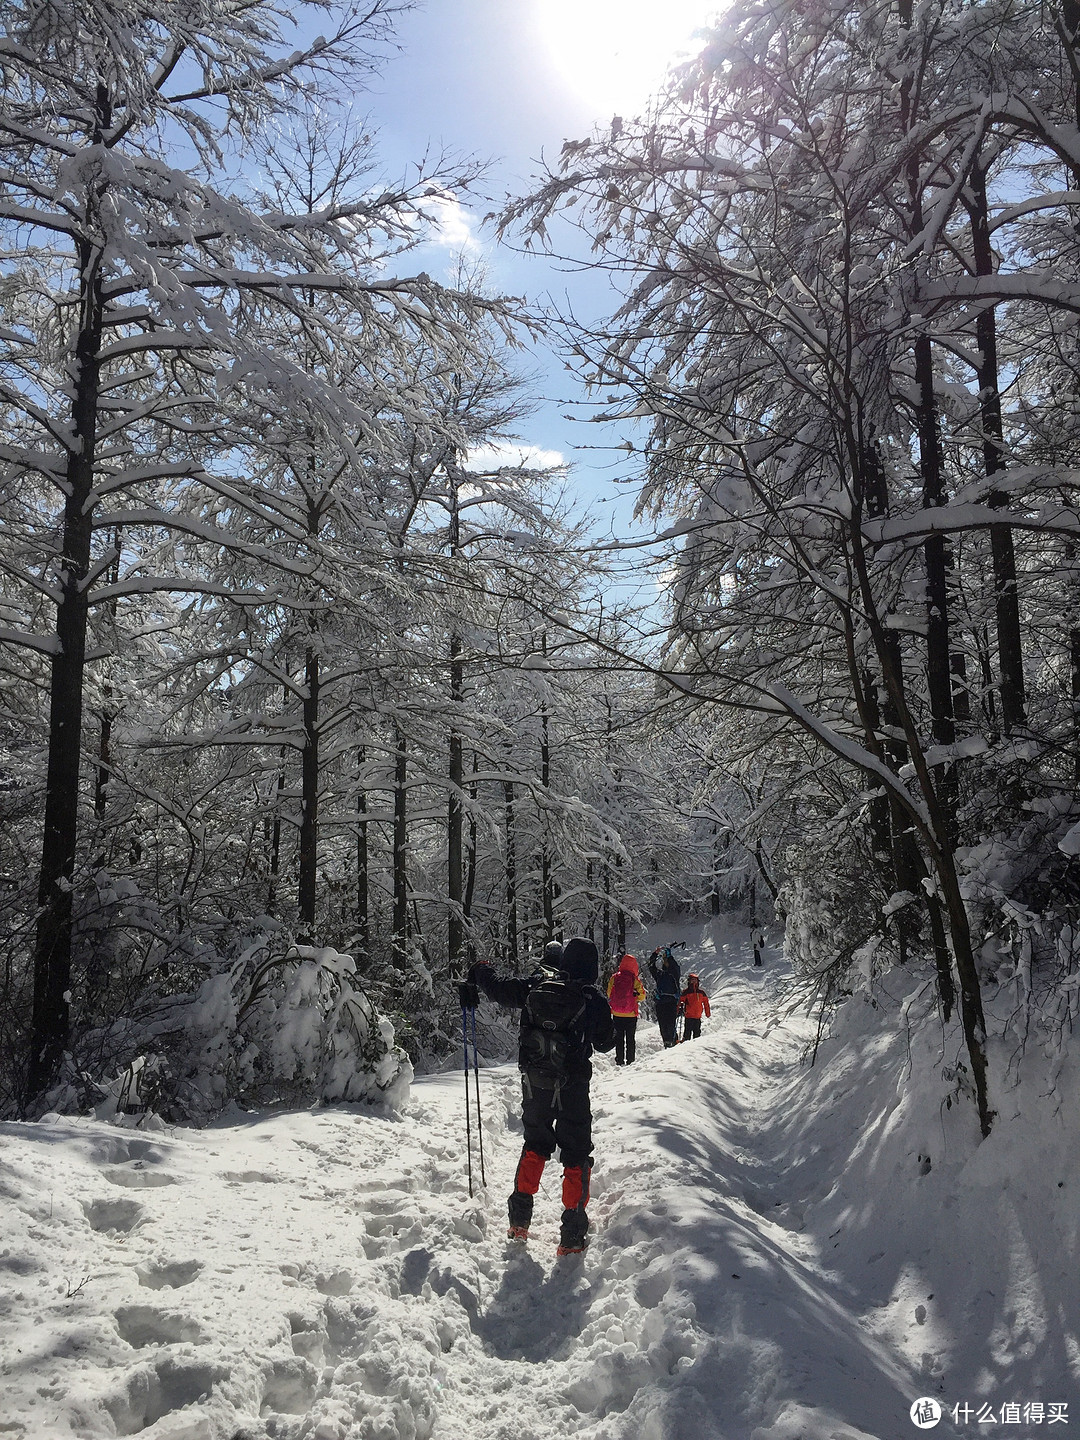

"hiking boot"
[556,1235,589,1257]
[507,1224,530,1242]
[558,1201,589,1257]
[508,1186,535,1232]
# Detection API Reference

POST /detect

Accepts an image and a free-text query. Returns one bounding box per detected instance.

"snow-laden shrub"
[180,942,412,1117]
[36,938,412,1124]
[953,796,1080,1058]
[959,798,1080,974]
[780,820,896,996]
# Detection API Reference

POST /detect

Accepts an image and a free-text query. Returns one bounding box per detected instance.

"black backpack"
[519,971,588,1085]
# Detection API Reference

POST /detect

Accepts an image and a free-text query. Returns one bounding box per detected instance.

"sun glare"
[534,0,715,119]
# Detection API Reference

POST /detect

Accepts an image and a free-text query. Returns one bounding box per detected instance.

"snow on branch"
[0,626,61,655]
[864,504,1080,545]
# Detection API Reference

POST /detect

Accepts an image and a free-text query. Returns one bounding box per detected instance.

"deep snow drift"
[1,921,1077,1439]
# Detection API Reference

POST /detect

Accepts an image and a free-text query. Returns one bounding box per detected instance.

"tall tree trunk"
[446,466,465,971]
[915,338,955,750]
[898,0,960,826]
[1059,6,1080,777]
[585,858,595,941]
[297,645,319,932]
[861,442,941,982]
[601,866,610,962]
[749,874,762,966]
[966,158,1026,735]
[92,538,121,872]
[448,632,464,971]
[539,638,555,937]
[861,666,892,867]
[267,678,289,913]
[355,746,369,959]
[392,724,408,962]
[268,766,285,913]
[504,775,518,970]
[615,853,626,956]
[463,752,478,964]
[541,852,554,937]
[29,167,108,1098]
[976,628,998,740]
[850,519,987,1125]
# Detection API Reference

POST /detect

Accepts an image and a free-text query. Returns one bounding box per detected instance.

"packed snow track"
[0,925,979,1438]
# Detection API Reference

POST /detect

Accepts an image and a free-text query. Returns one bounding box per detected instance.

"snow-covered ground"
[2,921,1078,1439]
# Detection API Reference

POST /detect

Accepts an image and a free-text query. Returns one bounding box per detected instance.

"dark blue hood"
[560,936,599,986]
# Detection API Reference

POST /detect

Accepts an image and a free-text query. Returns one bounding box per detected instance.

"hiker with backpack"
[677,972,711,1040]
[606,953,645,1065]
[468,937,615,1255]
[648,944,682,1048]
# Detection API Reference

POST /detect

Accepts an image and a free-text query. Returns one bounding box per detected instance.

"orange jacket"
[678,979,711,1020]
[607,955,646,1016]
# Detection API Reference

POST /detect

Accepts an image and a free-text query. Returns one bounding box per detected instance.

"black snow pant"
[613,1014,637,1064]
[655,997,679,1047]
[682,1017,702,1041]
[508,1072,593,1243]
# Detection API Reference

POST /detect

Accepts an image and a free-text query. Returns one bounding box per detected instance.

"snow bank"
[780,975,1080,1426]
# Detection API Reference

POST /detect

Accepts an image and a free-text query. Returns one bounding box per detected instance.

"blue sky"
[362,0,718,549]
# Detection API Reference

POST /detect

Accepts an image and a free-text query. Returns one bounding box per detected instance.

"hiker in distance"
[607,953,646,1065]
[469,937,615,1255]
[678,972,711,1041]
[648,944,682,1048]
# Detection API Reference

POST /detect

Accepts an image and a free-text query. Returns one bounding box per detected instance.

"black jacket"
[649,952,682,999]
[472,936,615,1070]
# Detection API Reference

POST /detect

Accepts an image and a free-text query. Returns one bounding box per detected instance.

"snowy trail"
[1,927,941,1440]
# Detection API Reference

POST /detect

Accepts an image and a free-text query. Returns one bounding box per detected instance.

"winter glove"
[457,981,480,1009]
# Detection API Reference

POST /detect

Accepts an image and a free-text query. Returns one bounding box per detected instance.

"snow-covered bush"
[780,820,895,997]
[178,942,412,1118]
[33,938,412,1125]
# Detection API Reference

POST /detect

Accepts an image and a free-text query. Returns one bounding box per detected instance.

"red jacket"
[678,978,711,1020]
[607,955,646,1017]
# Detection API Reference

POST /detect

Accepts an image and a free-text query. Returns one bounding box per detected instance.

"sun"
[534,0,715,119]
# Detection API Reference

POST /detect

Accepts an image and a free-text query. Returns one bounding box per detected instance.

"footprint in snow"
[260,1355,320,1420]
[137,1258,203,1290]
[288,1311,329,1366]
[83,1196,146,1233]
[91,1136,164,1167]
[314,1268,354,1296]
[103,1163,179,1189]
[102,1354,225,1436]
[114,1303,207,1347]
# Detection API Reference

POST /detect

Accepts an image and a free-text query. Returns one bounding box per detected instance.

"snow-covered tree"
[0,0,508,1100]
[499,0,1080,1134]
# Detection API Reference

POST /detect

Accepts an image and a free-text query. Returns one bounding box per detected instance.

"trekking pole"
[461,1001,474,1198]
[457,981,481,1197]
[468,1003,487,1187]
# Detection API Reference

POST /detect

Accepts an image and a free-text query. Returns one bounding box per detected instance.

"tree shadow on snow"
[601,1068,964,1439]
[756,1011,1080,1417]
